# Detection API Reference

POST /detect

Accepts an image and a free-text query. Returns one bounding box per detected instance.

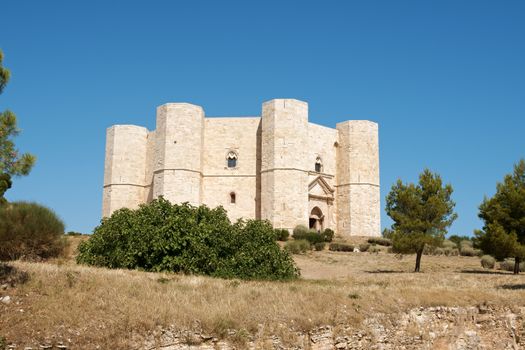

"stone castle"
[102,99,380,237]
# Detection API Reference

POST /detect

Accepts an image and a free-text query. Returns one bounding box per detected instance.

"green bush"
[66,231,84,236]
[0,202,65,261]
[329,243,354,252]
[423,244,435,255]
[292,225,309,238]
[273,228,289,241]
[77,198,299,280]
[314,242,326,251]
[322,228,335,242]
[460,246,481,257]
[480,255,495,269]
[442,239,457,249]
[433,247,445,256]
[359,243,370,252]
[443,247,459,256]
[367,237,392,246]
[292,225,324,244]
[499,259,525,272]
[460,239,473,249]
[448,235,472,247]
[368,245,381,253]
[285,240,311,254]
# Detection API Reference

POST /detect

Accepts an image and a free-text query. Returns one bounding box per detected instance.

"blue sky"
[1,0,524,235]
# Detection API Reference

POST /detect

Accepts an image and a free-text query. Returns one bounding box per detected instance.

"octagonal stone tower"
[260,99,310,230]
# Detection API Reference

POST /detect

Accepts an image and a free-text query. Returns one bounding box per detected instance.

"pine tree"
[475,160,525,274]
[386,169,457,272]
[0,50,35,204]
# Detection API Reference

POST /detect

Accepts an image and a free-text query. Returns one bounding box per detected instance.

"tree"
[475,160,525,274]
[386,169,457,272]
[0,50,35,204]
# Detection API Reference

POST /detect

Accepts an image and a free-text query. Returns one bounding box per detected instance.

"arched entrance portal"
[309,207,324,232]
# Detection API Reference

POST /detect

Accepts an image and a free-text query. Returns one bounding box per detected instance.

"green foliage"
[292,226,324,244]
[448,235,472,247]
[499,259,525,272]
[322,228,334,242]
[273,228,289,241]
[0,173,11,206]
[442,239,457,249]
[368,245,381,253]
[386,169,457,272]
[284,239,311,254]
[0,202,65,260]
[382,228,394,239]
[367,237,392,246]
[66,231,84,236]
[459,246,480,257]
[314,242,326,251]
[292,225,309,238]
[0,50,36,203]
[0,50,9,94]
[359,243,370,252]
[458,240,480,256]
[329,243,354,252]
[77,198,299,280]
[475,160,525,273]
[480,255,496,269]
[443,247,459,256]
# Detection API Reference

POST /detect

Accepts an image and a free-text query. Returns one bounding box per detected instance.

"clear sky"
[2,0,524,235]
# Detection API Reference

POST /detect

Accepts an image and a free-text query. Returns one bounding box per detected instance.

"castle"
[102,99,380,237]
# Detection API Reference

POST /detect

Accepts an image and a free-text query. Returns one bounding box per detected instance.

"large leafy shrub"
[0,202,65,260]
[292,225,324,244]
[322,228,335,242]
[285,240,311,254]
[329,243,354,252]
[480,255,495,269]
[77,198,299,280]
[367,237,392,246]
[273,228,289,241]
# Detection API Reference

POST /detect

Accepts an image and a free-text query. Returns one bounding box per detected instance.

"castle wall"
[307,123,338,177]
[102,99,380,238]
[307,123,339,230]
[336,120,380,237]
[144,130,156,202]
[153,103,204,206]
[102,125,149,217]
[261,99,309,230]
[201,117,260,222]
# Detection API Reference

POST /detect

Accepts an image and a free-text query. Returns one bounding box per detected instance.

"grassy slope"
[1,246,524,348]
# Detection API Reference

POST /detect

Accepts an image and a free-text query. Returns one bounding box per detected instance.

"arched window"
[230,192,236,204]
[227,151,238,168]
[315,156,323,173]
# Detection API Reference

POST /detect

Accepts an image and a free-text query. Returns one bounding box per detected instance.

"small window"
[230,192,236,204]
[315,156,323,172]
[227,151,238,168]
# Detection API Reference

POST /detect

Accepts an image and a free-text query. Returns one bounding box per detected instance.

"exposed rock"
[8,306,523,349]
[0,295,11,304]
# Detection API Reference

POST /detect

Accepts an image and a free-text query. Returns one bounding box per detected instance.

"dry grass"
[1,249,524,349]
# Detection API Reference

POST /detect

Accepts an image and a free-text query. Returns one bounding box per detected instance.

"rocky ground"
[134,305,524,349]
[1,250,524,349]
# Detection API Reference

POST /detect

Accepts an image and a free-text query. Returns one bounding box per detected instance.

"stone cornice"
[335,182,380,188]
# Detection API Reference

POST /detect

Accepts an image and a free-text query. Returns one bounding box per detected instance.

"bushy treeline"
[0,202,65,260]
[77,198,299,280]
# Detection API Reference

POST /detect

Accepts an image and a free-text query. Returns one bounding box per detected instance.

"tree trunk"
[414,249,423,272]
[514,257,521,275]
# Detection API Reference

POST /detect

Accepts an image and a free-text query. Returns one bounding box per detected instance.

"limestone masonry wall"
[102,99,380,237]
